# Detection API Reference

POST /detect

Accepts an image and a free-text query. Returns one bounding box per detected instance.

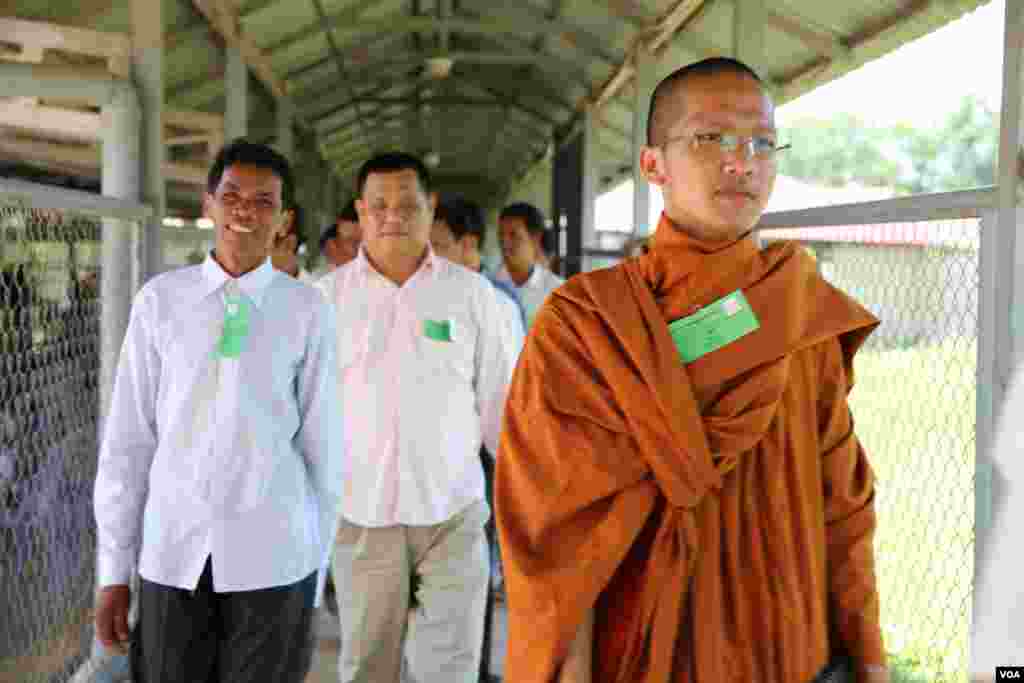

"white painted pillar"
[131,0,165,279]
[632,47,656,236]
[580,107,598,271]
[225,46,248,139]
[971,0,1024,675]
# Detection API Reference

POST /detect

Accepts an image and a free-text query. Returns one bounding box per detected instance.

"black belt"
[811,657,854,683]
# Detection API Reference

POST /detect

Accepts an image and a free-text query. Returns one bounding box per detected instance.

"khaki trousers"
[331,500,490,683]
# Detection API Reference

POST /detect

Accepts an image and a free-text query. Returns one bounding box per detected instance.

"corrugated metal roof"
[0,0,994,208]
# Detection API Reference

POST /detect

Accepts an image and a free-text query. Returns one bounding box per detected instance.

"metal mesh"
[159,226,215,270]
[0,201,125,683]
[763,219,979,682]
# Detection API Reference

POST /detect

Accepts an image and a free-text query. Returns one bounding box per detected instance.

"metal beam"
[308,0,372,139]
[764,6,850,61]
[264,0,387,55]
[321,109,548,151]
[273,12,619,63]
[312,95,558,129]
[191,0,288,100]
[586,0,706,112]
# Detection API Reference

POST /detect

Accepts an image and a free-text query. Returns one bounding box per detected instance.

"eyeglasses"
[662,131,791,160]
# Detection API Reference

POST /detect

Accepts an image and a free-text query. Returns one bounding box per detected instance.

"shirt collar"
[201,252,277,308]
[354,244,438,283]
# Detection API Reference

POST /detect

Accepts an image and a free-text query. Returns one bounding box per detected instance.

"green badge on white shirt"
[216,294,251,358]
[668,290,760,364]
[423,318,453,342]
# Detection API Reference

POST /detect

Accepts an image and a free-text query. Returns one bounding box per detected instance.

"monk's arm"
[557,607,594,683]
[817,339,887,676]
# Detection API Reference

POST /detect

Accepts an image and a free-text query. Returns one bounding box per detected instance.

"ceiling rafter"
[320,105,549,150]
[190,0,288,100]
[268,11,620,66]
[765,6,850,61]
[312,91,558,132]
[308,0,372,139]
[263,0,383,56]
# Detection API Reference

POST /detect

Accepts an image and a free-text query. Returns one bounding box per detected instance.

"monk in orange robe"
[495,57,889,683]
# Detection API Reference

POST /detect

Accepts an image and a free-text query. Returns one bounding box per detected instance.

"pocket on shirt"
[417,334,473,382]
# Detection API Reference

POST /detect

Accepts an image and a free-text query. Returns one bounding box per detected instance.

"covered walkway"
[1,1,1020,681]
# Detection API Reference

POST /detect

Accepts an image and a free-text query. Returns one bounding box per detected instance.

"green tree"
[778,96,998,195]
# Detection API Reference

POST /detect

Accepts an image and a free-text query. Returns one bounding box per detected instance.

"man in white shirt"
[93,139,343,683]
[496,202,566,327]
[316,153,515,683]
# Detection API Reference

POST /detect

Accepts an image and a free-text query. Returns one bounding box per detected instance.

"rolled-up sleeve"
[294,296,343,606]
[93,290,160,587]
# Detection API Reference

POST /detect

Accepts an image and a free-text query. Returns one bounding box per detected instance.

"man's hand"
[94,584,132,655]
[859,665,890,683]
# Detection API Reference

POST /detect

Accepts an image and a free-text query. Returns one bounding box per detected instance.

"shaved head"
[646,57,766,146]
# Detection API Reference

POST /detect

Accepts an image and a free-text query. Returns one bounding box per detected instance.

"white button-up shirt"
[316,248,514,528]
[94,255,342,602]
[495,263,565,328]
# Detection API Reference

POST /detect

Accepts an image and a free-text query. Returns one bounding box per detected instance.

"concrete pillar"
[131,0,165,279]
[277,96,294,161]
[580,108,598,270]
[99,89,141,432]
[225,46,248,139]
[971,0,1024,675]
[632,47,656,236]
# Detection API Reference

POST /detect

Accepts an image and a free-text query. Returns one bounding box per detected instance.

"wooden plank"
[0,136,208,185]
[0,17,131,62]
[164,108,225,132]
[0,99,102,143]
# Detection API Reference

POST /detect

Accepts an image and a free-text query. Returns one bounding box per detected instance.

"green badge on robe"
[668,290,759,364]
[423,318,453,342]
[215,295,252,358]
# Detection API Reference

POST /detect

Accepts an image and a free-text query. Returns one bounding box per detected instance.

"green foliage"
[778,96,998,195]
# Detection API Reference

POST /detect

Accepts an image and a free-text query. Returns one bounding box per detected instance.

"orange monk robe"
[495,213,886,683]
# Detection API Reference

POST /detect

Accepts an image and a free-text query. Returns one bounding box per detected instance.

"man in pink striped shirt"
[315,153,515,683]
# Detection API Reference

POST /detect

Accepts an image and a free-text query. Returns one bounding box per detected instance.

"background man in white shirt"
[316,200,362,277]
[93,139,343,683]
[496,202,566,327]
[271,201,316,283]
[316,153,515,683]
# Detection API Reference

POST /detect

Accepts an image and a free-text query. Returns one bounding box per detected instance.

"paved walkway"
[305,602,507,683]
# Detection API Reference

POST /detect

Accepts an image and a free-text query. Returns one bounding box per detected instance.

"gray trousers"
[131,557,316,683]
[331,500,490,683]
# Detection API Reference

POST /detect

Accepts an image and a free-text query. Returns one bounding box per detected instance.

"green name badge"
[668,290,760,364]
[215,295,251,358]
[423,318,453,342]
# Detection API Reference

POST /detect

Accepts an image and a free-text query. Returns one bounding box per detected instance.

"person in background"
[496,202,564,327]
[93,139,343,683]
[431,196,526,348]
[317,200,362,276]
[316,153,515,683]
[270,202,315,283]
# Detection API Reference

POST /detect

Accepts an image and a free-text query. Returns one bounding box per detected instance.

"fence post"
[971,0,1024,673]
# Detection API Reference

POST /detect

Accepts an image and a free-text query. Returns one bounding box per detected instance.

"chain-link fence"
[763,218,979,682]
[0,193,140,683]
